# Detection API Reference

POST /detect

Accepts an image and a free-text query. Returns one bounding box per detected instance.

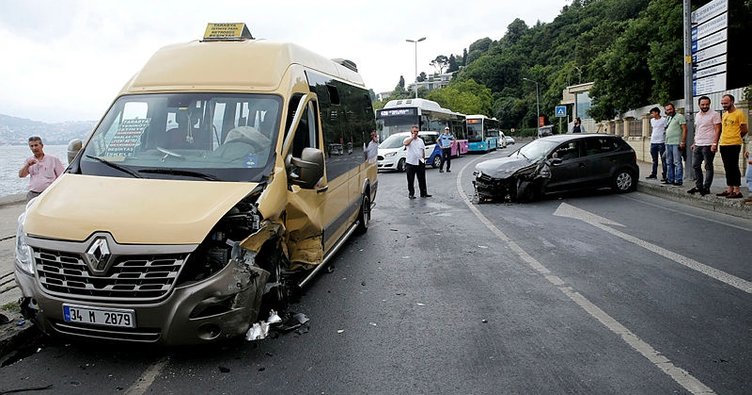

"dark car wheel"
[515,180,541,202]
[612,169,635,193]
[397,158,406,172]
[432,155,443,169]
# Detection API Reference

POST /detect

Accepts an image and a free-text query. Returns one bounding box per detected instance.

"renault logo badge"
[84,237,112,274]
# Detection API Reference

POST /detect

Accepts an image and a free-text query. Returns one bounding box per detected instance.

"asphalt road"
[1,147,751,394]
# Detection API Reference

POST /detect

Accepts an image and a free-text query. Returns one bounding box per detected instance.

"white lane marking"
[457,160,715,394]
[621,194,752,232]
[554,202,752,294]
[124,357,169,395]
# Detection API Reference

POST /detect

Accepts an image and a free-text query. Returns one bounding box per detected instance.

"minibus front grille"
[33,248,187,300]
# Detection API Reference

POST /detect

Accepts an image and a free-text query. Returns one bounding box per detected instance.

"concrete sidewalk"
[636,160,752,219]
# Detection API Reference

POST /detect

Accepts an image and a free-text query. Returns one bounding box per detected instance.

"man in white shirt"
[364,130,379,164]
[647,107,667,181]
[688,96,721,196]
[403,125,431,198]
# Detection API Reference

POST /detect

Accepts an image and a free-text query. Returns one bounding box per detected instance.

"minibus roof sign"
[203,23,254,41]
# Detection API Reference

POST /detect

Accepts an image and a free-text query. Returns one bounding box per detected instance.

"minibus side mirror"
[67,138,83,164]
[288,147,324,189]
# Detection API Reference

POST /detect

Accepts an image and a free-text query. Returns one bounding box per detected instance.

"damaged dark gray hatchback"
[473,134,638,202]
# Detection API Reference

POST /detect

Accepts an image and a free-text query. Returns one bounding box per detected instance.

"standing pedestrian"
[646,107,667,181]
[364,130,379,164]
[687,96,721,196]
[662,103,687,186]
[18,136,65,201]
[403,126,431,198]
[744,133,752,205]
[437,126,454,173]
[572,117,583,133]
[716,94,748,199]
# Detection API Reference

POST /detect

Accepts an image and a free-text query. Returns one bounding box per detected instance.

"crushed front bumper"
[473,173,516,200]
[16,259,269,345]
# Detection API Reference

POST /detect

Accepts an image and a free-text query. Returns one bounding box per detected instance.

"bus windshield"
[467,121,483,142]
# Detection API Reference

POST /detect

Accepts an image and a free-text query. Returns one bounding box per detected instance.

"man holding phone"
[403,125,431,199]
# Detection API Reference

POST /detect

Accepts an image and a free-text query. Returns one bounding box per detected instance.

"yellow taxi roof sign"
[203,23,254,41]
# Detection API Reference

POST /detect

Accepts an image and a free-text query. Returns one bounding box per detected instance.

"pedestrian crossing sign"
[555,106,567,118]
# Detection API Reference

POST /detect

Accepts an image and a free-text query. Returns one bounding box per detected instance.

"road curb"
[0,308,39,365]
[636,181,752,220]
[0,194,25,208]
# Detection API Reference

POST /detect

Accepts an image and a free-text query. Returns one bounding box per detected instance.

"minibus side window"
[291,101,319,158]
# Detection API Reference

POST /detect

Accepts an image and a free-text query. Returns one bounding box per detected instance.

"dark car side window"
[551,141,581,161]
[584,137,618,156]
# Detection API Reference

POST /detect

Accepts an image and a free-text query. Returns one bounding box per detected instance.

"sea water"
[0,145,69,198]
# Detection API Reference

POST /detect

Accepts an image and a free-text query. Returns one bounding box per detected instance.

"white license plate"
[63,304,136,328]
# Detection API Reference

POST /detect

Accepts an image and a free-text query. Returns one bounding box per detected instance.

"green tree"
[447,54,460,73]
[430,55,450,74]
[426,79,493,115]
[466,37,493,65]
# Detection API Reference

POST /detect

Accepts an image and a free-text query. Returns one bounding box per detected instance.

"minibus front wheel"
[356,193,370,234]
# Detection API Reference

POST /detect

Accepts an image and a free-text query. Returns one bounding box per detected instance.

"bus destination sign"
[378,108,417,117]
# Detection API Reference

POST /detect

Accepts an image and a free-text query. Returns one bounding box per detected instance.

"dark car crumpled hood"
[475,156,537,179]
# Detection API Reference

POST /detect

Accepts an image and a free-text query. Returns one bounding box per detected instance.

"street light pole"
[523,77,540,132]
[406,37,426,98]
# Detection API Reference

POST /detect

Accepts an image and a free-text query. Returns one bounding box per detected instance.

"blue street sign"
[555,106,567,118]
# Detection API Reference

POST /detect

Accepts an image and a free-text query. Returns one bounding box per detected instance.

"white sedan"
[500,132,515,146]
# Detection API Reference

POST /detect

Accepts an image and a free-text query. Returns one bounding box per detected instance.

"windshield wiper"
[85,155,143,178]
[138,168,220,181]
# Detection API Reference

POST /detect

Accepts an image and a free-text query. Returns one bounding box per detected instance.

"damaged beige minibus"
[14,23,377,344]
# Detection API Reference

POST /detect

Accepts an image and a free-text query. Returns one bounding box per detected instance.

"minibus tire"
[356,194,370,234]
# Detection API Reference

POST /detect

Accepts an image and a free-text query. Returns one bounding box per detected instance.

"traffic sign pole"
[684,0,695,180]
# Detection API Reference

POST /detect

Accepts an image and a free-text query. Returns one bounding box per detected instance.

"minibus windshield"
[78,93,282,182]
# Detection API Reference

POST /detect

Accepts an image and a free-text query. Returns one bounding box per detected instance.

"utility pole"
[683,0,695,179]
[523,78,540,135]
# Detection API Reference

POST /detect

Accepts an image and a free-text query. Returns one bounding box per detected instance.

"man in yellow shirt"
[716,94,749,199]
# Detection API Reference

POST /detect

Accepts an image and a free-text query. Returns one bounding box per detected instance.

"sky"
[0,0,568,123]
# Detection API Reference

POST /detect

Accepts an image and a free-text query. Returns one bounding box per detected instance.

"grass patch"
[0,301,19,312]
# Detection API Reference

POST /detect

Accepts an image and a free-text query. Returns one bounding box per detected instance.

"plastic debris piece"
[482,319,488,323]
[17,318,26,326]
[258,367,266,372]
[416,303,425,306]
[219,366,230,373]
[277,312,310,333]
[337,329,345,334]
[267,310,282,325]
[245,321,270,341]
[369,322,377,327]
[478,245,488,249]
[361,281,366,286]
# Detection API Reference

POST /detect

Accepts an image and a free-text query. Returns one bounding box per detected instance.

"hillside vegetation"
[379,0,751,130]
